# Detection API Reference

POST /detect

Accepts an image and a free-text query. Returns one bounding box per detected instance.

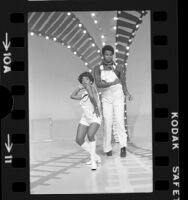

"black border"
[0,0,179,200]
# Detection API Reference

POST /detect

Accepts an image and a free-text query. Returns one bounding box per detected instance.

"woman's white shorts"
[80,113,102,126]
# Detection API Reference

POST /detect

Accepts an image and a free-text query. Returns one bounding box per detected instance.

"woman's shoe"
[91,159,97,170]
[85,154,101,165]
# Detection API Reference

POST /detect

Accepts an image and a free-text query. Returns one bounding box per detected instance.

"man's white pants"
[101,84,127,152]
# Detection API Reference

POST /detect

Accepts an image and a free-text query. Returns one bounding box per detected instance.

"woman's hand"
[93,108,100,118]
[78,84,84,90]
[111,78,120,86]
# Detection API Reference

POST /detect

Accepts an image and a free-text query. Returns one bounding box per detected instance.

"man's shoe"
[106,150,112,156]
[120,147,126,157]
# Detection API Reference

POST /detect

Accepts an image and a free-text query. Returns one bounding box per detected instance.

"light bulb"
[74,51,77,55]
[83,30,86,34]
[116,34,119,37]
[115,42,118,46]
[85,62,88,66]
[38,33,42,36]
[67,45,71,48]
[97,50,100,53]
[89,69,92,72]
[126,52,129,56]
[113,26,117,30]
[102,42,106,46]
[45,36,49,40]
[53,37,57,41]
[118,11,121,14]
[78,24,82,27]
[115,49,118,52]
[67,12,71,16]
[91,13,96,17]
[94,20,98,24]
[126,46,130,50]
[92,43,95,47]
[30,32,34,36]
[136,24,139,28]
[101,35,105,39]
[113,16,118,20]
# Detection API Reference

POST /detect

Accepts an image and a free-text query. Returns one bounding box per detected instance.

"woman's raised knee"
[75,138,84,146]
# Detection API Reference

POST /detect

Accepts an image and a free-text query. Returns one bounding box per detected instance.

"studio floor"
[30,138,153,194]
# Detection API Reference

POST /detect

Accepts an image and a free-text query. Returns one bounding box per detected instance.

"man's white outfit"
[100,65,128,153]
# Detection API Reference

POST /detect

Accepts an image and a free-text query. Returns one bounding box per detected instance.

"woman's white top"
[80,86,101,117]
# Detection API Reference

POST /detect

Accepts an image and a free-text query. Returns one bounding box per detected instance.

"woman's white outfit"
[79,86,102,170]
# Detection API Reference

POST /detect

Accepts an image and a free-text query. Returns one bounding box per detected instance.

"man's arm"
[117,65,129,96]
[94,65,112,88]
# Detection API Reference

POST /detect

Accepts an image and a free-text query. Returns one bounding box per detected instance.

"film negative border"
[0,0,179,200]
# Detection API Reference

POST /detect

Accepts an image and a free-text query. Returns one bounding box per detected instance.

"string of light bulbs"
[90,12,107,47]
[115,10,148,68]
[29,11,102,71]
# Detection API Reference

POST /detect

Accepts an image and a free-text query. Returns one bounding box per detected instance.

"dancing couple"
[70,45,133,170]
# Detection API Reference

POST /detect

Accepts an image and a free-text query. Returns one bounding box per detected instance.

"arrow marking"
[2,32,11,51]
[5,134,13,153]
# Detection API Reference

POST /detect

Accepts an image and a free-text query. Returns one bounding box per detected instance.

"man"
[94,45,133,157]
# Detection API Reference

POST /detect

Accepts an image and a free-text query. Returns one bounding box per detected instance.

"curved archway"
[28,10,149,146]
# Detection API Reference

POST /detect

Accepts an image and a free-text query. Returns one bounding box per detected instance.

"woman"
[70,71,102,170]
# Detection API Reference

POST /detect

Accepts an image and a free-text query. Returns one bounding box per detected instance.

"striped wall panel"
[117,20,136,30]
[63,27,80,44]
[119,11,139,23]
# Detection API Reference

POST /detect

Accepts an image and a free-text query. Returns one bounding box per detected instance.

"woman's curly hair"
[78,71,94,84]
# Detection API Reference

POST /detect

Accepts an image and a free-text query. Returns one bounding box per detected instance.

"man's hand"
[124,91,133,101]
[127,93,133,101]
[126,93,133,101]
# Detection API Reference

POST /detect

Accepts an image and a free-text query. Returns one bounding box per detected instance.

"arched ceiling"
[28,10,148,71]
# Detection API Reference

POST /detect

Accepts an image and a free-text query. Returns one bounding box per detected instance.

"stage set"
[28,11,152,194]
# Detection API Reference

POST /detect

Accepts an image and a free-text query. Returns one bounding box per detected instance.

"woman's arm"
[85,84,100,117]
[70,86,84,100]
